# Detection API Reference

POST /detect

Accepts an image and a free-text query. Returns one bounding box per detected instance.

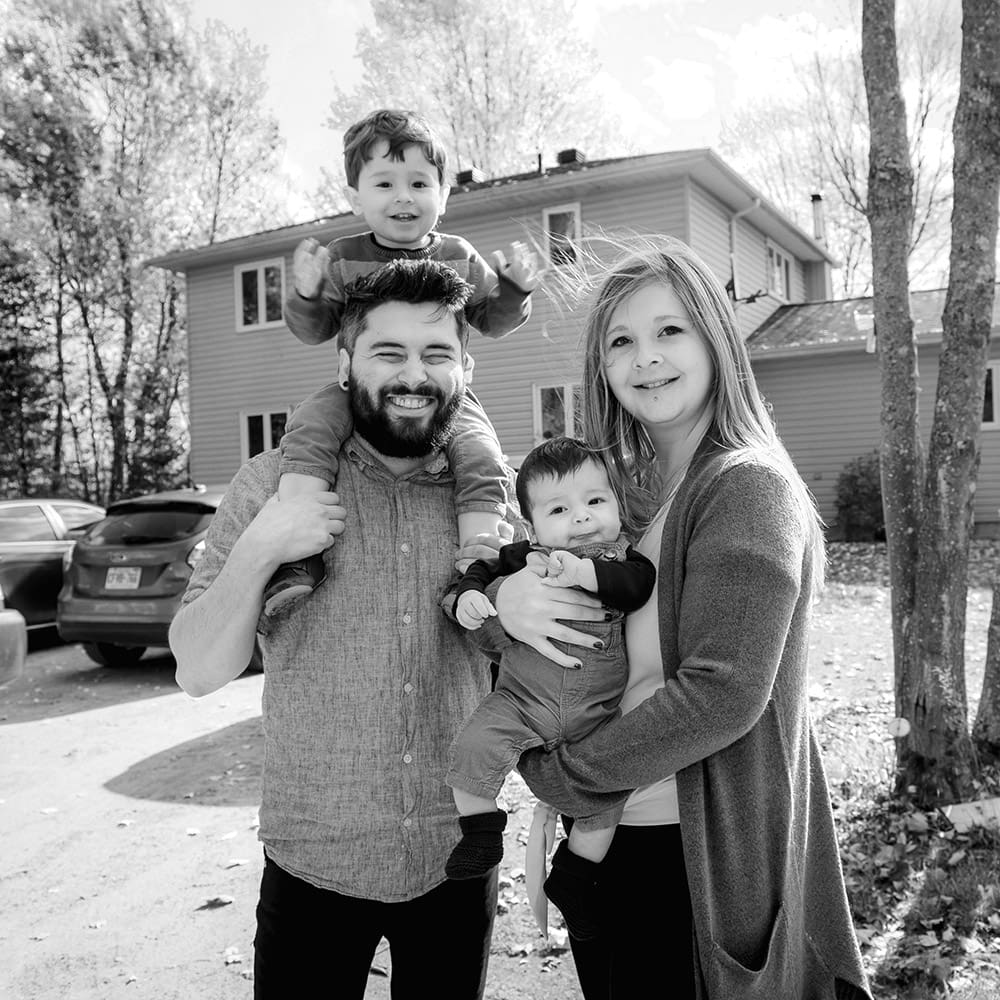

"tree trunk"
[975,581,1000,764]
[954,0,1000,767]
[861,0,925,785]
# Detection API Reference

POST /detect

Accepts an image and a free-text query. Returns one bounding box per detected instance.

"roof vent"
[556,148,586,166]
[455,167,485,185]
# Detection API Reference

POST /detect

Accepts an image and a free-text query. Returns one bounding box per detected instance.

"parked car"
[57,487,225,667]
[0,498,106,635]
[0,583,27,687]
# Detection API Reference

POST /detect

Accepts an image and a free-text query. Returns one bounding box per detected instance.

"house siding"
[168,154,831,486]
[752,344,1000,534]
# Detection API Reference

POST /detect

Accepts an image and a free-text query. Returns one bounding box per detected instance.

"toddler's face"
[347,140,450,250]
[526,459,622,550]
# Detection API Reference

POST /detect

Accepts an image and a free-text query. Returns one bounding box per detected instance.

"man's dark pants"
[253,855,498,998]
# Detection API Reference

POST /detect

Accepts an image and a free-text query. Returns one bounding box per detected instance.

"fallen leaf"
[947,849,967,866]
[916,932,938,947]
[196,896,235,911]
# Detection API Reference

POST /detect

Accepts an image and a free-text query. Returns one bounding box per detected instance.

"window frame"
[983,361,1000,430]
[239,407,291,462]
[765,242,792,302]
[542,202,582,267]
[234,258,286,333]
[531,381,582,445]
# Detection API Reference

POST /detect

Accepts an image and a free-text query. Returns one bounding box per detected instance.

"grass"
[817,543,1000,999]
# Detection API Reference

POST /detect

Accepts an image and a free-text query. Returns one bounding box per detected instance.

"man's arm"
[170,487,345,697]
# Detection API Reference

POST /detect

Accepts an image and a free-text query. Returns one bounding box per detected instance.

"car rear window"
[85,505,215,545]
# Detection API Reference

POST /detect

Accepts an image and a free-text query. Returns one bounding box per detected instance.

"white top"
[620,494,680,826]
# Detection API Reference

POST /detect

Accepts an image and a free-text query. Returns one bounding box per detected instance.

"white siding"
[752,344,1000,533]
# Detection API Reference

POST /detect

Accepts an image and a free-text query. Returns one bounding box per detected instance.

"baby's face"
[527,460,622,549]
[347,140,450,250]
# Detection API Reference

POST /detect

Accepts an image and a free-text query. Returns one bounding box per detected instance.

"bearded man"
[170,259,520,999]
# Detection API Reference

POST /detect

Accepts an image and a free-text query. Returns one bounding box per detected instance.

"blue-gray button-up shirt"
[182,437,495,901]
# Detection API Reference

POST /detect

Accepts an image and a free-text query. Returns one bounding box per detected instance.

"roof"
[145,148,836,272]
[747,286,1000,359]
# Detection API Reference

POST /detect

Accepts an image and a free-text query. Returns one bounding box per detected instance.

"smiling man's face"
[338,299,468,458]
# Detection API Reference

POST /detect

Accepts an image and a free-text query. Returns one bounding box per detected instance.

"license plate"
[105,566,142,590]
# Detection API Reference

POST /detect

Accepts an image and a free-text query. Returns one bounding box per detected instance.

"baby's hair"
[340,259,472,353]
[343,109,449,187]
[515,436,612,522]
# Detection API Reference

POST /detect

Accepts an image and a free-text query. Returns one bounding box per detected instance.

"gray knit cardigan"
[517,441,872,1000]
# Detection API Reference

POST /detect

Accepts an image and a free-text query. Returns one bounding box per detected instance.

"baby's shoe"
[262,553,327,617]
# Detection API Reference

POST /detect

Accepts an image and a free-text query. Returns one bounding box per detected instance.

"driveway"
[1,643,580,1000]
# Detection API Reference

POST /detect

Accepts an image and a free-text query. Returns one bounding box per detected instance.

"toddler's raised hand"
[456,590,497,631]
[293,238,330,299]
[493,240,542,292]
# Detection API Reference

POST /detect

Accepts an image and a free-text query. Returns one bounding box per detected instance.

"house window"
[235,259,285,331]
[533,383,582,444]
[766,243,792,301]
[984,363,1000,428]
[241,409,289,460]
[543,204,581,267]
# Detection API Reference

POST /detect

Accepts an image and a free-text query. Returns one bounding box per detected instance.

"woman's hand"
[495,567,605,669]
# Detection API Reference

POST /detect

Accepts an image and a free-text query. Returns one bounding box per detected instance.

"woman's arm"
[518,462,810,814]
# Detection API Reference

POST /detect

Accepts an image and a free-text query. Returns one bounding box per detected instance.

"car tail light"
[186,539,206,570]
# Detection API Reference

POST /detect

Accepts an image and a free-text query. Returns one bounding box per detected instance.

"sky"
[186,0,858,221]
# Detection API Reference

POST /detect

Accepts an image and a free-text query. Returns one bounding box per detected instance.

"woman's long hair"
[575,234,825,584]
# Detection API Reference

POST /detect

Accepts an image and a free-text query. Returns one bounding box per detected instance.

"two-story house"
[148,147,835,496]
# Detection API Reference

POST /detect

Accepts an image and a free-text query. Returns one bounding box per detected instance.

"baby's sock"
[544,840,603,940]
[445,809,507,880]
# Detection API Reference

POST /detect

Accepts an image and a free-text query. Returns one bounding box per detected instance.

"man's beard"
[349,376,464,458]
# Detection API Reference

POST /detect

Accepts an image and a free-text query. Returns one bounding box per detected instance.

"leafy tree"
[0,241,55,496]
[322,0,627,203]
[721,0,959,296]
[0,0,287,502]
[862,0,1000,805]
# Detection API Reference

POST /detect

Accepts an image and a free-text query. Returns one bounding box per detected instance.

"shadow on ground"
[0,645,187,725]
[105,715,263,806]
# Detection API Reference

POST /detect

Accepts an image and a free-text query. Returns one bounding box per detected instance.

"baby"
[444,436,655,938]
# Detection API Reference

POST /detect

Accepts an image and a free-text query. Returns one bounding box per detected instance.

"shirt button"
[403,818,412,827]
[403,683,414,693]
[401,542,411,554]
[403,753,413,764]
[402,613,412,625]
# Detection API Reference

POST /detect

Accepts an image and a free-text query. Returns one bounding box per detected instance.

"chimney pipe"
[811,193,826,244]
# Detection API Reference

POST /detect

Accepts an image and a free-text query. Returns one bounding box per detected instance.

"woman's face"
[602,281,715,438]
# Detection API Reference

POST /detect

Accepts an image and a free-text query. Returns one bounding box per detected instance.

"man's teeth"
[389,396,432,409]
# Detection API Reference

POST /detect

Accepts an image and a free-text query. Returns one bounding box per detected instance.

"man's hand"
[492,240,542,293]
[542,550,595,590]
[292,238,330,299]
[456,591,497,630]
[246,492,347,571]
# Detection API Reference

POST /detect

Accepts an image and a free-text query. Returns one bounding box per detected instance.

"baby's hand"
[493,240,542,293]
[543,550,587,589]
[293,238,329,299]
[524,550,550,578]
[456,591,497,630]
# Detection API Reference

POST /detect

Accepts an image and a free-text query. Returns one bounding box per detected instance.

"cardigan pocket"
[705,903,794,999]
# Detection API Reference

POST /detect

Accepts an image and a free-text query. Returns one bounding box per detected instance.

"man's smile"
[387,394,434,410]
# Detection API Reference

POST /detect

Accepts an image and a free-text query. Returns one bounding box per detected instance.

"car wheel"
[82,642,147,668]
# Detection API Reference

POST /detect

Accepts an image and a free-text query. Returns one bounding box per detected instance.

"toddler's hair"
[343,109,449,187]
[515,436,609,522]
[340,258,472,353]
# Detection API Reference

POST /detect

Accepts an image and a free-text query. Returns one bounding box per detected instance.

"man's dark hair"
[515,437,608,521]
[340,259,472,353]
[343,108,448,188]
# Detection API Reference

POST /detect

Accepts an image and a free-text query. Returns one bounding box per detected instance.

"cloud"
[642,57,717,121]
